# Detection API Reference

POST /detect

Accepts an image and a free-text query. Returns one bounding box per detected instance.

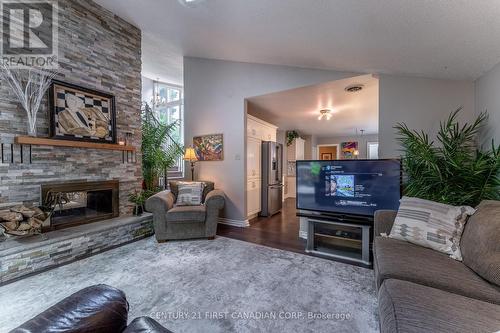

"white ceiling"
[95,0,500,85]
[247,74,378,137]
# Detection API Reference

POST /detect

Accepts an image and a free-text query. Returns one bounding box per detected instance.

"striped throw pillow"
[176,182,205,206]
[389,196,475,261]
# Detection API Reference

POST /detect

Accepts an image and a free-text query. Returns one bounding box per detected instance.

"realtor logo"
[0,0,58,68]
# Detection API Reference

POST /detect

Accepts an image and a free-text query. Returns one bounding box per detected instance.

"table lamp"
[183,146,198,181]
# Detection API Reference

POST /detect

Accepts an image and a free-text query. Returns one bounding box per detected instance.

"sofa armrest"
[123,316,174,333]
[374,210,398,236]
[205,189,225,210]
[11,284,128,333]
[145,190,175,214]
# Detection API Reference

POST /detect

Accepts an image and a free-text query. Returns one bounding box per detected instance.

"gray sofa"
[145,181,225,242]
[374,200,500,333]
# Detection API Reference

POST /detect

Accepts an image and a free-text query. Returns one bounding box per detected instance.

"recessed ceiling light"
[318,109,332,120]
[178,0,205,7]
[345,84,364,93]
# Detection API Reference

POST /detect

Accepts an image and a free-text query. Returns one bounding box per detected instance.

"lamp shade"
[183,147,198,162]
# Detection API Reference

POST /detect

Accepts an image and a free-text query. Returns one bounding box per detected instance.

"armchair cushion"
[170,181,214,203]
[167,205,206,223]
[176,182,204,206]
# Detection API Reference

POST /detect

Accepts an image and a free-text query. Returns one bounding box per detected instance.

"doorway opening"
[219,74,380,256]
[317,144,340,160]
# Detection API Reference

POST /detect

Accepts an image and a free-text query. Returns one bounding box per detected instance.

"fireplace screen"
[41,181,119,230]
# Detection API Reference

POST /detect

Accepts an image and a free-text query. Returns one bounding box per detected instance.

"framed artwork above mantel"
[48,80,117,144]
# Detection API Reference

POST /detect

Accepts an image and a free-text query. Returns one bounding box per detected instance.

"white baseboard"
[299,230,308,239]
[218,218,250,227]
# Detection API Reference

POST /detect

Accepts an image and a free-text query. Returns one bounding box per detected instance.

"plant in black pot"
[395,107,500,207]
[129,191,147,216]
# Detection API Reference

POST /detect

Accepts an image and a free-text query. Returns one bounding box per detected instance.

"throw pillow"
[176,182,205,206]
[460,200,500,287]
[389,196,475,260]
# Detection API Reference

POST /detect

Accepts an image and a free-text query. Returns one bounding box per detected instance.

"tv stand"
[299,212,373,267]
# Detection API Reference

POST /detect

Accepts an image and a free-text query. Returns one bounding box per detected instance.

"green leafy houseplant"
[395,108,500,207]
[129,190,145,216]
[141,103,184,192]
[286,130,300,146]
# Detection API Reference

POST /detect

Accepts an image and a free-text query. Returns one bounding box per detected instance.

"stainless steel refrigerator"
[261,141,283,216]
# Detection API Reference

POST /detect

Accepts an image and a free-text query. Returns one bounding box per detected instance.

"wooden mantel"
[14,136,136,152]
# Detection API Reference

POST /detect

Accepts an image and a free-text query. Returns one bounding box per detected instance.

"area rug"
[0,236,378,332]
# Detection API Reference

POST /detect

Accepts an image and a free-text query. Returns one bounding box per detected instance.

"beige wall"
[378,75,475,158]
[316,134,379,159]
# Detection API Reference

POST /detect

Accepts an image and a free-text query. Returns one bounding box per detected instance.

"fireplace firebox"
[41,180,119,230]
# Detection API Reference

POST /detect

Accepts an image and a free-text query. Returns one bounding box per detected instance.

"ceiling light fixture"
[318,109,332,120]
[178,0,205,8]
[345,84,364,93]
[153,78,166,107]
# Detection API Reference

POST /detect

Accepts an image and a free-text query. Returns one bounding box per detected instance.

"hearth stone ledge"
[0,213,153,285]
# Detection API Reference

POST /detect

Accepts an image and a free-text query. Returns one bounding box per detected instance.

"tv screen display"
[296,159,401,217]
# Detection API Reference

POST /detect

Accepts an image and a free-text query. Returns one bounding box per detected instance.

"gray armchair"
[145,181,225,242]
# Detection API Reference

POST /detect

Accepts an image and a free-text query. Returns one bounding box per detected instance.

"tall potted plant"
[141,103,184,192]
[395,108,500,206]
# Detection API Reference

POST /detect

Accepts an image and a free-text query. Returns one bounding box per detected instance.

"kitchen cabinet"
[247,179,261,216]
[246,114,278,218]
[247,137,261,180]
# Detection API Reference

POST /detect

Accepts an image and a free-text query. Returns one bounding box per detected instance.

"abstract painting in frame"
[341,141,358,159]
[193,134,223,161]
[48,80,116,143]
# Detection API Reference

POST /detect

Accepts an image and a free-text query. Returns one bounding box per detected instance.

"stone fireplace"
[41,180,119,230]
[0,0,153,285]
[0,0,142,216]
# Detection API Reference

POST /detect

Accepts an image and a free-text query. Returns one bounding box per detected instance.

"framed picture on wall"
[193,133,224,161]
[341,141,358,159]
[321,153,332,160]
[48,80,117,143]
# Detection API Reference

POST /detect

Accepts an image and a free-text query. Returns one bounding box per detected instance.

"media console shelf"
[14,136,136,152]
[303,215,372,267]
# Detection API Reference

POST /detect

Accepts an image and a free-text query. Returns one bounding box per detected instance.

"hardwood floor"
[217,198,306,254]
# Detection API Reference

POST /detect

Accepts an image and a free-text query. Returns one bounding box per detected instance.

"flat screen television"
[296,159,401,218]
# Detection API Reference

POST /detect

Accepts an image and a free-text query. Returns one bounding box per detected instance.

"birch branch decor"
[0,64,59,137]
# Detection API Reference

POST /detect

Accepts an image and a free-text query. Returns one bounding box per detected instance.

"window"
[153,81,184,178]
[367,142,379,159]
